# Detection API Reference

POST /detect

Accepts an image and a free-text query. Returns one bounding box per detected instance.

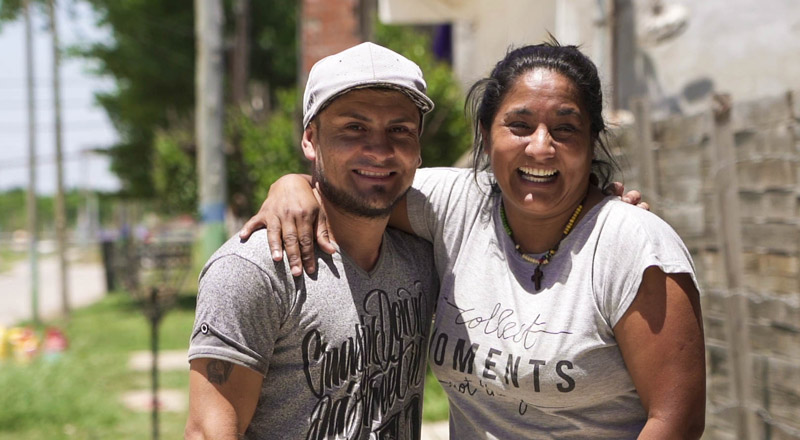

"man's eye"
[346,124,365,131]
[390,126,410,133]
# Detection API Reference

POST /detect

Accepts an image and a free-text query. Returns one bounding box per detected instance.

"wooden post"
[24,0,40,325]
[48,0,70,317]
[630,96,660,208]
[710,93,759,439]
[195,0,227,261]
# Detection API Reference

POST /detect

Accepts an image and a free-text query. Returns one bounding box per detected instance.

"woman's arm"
[238,173,418,276]
[614,267,706,439]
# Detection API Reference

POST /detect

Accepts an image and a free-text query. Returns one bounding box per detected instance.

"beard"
[313,162,409,219]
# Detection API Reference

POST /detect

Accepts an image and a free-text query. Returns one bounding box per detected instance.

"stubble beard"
[313,163,409,219]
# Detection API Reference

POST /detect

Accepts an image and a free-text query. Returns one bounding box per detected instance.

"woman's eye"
[508,122,532,133]
[552,125,577,137]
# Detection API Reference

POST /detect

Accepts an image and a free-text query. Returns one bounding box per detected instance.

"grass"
[0,293,196,440]
[423,364,450,421]
[0,292,449,439]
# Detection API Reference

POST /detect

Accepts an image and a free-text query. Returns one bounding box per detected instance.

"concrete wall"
[617,0,800,120]
[379,0,561,89]
[380,0,800,123]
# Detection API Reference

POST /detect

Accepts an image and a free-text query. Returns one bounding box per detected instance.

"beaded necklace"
[500,198,584,290]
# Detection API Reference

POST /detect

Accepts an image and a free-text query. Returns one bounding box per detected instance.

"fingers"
[313,186,337,256]
[238,217,266,242]
[294,211,317,277]
[606,181,647,209]
[606,181,625,197]
[265,216,284,261]
[279,213,306,278]
[621,190,642,205]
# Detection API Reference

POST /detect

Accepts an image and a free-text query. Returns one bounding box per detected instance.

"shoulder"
[593,197,695,277]
[412,167,491,194]
[597,198,684,243]
[200,229,290,284]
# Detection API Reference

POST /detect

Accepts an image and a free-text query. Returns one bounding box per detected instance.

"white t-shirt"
[407,167,698,440]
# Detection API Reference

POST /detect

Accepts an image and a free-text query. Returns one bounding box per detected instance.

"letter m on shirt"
[453,339,479,374]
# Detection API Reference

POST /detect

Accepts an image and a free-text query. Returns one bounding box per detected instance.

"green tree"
[72,0,297,199]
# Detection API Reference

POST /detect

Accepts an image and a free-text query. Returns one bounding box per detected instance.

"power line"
[0,150,109,170]
[0,119,112,130]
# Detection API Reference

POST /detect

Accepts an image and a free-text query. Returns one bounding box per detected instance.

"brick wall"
[300,0,365,79]
[615,91,800,439]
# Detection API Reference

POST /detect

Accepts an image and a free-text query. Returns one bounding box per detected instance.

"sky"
[0,1,120,194]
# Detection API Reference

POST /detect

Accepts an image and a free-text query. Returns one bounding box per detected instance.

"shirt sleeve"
[592,202,699,328]
[188,254,286,376]
[406,167,483,241]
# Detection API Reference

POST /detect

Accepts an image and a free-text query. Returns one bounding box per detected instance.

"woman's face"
[485,68,594,220]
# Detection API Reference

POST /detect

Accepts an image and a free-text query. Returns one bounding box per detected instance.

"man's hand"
[607,182,650,210]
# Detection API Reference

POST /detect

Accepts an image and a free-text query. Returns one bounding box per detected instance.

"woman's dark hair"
[467,37,618,190]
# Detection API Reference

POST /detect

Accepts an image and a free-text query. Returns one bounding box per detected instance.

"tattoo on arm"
[207,360,234,384]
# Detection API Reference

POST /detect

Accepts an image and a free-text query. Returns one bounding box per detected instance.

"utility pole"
[231,0,250,106]
[195,0,227,266]
[48,0,70,317]
[24,0,40,325]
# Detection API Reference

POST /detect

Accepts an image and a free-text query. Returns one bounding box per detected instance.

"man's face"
[303,88,422,218]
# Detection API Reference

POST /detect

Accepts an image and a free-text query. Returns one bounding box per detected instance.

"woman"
[242,41,705,439]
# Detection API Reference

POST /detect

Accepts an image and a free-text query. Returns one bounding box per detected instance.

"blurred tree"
[1,1,468,219]
[71,0,297,200]
[0,0,35,24]
[0,188,109,232]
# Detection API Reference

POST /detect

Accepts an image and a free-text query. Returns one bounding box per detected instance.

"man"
[185,42,439,440]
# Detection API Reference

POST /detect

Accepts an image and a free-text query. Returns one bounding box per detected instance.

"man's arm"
[185,358,264,440]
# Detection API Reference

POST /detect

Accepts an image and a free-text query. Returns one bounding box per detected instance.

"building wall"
[299,0,365,81]
[380,0,800,122]
[617,0,800,119]
[379,0,560,89]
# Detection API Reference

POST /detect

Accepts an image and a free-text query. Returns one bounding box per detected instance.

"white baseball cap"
[302,42,435,128]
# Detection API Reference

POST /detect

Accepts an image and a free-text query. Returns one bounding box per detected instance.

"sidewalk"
[421,420,449,440]
[0,253,106,326]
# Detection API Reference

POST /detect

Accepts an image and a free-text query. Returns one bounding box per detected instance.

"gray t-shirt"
[188,228,439,440]
[407,168,698,440]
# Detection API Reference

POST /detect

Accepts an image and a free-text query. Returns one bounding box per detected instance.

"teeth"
[357,170,391,177]
[519,167,557,183]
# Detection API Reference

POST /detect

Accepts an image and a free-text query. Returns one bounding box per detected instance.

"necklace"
[500,199,584,290]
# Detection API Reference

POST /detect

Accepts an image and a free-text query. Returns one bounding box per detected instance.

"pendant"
[532,266,544,290]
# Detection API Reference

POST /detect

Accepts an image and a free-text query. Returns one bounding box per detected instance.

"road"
[0,253,106,326]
